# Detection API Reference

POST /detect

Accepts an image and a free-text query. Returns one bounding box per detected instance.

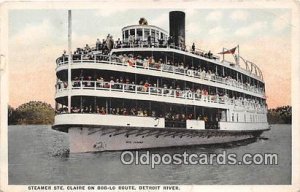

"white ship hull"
[64,126,269,153]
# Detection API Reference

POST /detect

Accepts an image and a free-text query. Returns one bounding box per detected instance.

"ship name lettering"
[67,186,85,190]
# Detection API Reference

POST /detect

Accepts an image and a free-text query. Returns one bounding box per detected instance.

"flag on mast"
[218,46,237,54]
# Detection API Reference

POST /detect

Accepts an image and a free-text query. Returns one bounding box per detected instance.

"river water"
[8,124,291,185]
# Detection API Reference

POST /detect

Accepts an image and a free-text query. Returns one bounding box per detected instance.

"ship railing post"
[94,54,96,64]
[122,83,125,92]
[109,82,112,91]
[81,54,83,64]
[80,81,82,89]
[148,87,151,95]
[94,80,96,90]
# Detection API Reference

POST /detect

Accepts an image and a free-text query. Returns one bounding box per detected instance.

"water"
[8,125,291,185]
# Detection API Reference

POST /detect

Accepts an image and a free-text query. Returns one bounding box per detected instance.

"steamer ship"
[52,11,270,153]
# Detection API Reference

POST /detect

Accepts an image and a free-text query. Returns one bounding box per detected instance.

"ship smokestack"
[169,11,185,48]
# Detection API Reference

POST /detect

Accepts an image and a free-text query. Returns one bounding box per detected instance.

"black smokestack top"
[169,11,185,48]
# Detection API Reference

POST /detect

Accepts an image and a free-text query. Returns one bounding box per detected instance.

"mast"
[68,10,72,113]
[237,44,240,66]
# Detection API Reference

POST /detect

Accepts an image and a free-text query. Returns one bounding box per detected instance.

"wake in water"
[50,148,70,158]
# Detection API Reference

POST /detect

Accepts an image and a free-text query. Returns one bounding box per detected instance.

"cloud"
[234,21,267,36]
[8,19,66,107]
[10,20,53,49]
[272,12,290,31]
[230,10,249,21]
[208,26,227,35]
[72,33,98,48]
[94,8,128,17]
[185,9,197,18]
[151,13,168,29]
[186,22,202,37]
[9,19,65,70]
[205,11,223,21]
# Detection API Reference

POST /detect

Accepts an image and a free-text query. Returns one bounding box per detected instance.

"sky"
[8,8,291,109]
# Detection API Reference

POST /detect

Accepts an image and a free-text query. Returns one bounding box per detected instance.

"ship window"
[130,29,135,36]
[151,30,155,39]
[125,30,129,39]
[155,30,159,40]
[144,29,150,40]
[232,113,234,122]
[236,114,239,122]
[137,28,142,40]
[160,32,164,39]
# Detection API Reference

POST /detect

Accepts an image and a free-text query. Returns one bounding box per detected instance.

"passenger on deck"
[116,38,122,48]
[85,44,91,53]
[129,35,135,48]
[137,108,144,116]
[167,36,173,47]
[158,38,164,47]
[192,43,195,53]
[147,35,152,47]
[96,39,101,51]
[143,57,149,68]
[143,81,149,92]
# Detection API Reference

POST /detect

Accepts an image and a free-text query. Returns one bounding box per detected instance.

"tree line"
[267,105,292,124]
[8,101,291,125]
[8,101,55,125]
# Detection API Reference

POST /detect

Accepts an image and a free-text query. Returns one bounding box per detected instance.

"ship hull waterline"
[52,125,270,153]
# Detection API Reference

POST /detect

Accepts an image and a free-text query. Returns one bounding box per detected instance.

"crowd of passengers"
[58,49,263,93]
[58,75,219,98]
[56,75,264,109]
[57,33,219,64]
[56,37,263,94]
[109,54,261,90]
[56,54,263,92]
[56,106,211,122]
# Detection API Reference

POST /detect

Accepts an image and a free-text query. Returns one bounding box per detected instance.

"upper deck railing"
[110,43,221,59]
[56,54,266,97]
[55,80,267,113]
